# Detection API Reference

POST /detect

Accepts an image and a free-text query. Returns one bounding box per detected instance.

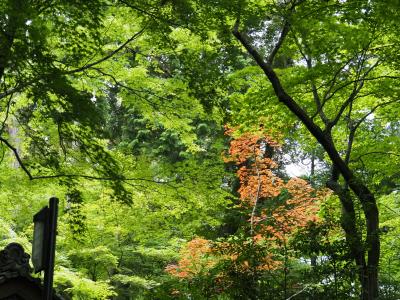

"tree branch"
[0,136,175,185]
[267,20,291,65]
[0,80,35,100]
[352,151,400,163]
[291,32,329,124]
[326,60,380,131]
[0,28,146,101]
[89,67,176,110]
[286,286,308,300]
[29,173,174,184]
[250,148,262,236]
[353,99,399,132]
[344,102,355,167]
[322,73,394,105]
[321,54,360,103]
[267,0,305,64]
[64,27,146,75]
[0,91,14,135]
[0,136,33,179]
[118,0,178,26]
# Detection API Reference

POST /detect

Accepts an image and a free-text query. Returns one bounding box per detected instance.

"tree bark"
[327,172,370,299]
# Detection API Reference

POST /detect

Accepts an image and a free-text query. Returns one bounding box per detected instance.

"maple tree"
[225,129,323,242]
[165,238,214,280]
[165,129,328,298]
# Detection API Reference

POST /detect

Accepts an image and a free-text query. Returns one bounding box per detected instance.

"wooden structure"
[0,243,63,300]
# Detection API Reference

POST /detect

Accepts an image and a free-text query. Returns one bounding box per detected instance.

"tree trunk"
[327,176,378,299]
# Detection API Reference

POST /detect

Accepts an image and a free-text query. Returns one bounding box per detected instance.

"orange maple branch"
[250,146,262,236]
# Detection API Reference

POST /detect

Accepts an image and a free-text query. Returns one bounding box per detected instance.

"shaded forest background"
[0,0,400,299]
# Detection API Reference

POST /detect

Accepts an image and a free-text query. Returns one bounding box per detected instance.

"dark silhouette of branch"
[0,80,36,100]
[326,60,380,131]
[267,20,291,65]
[322,73,398,105]
[352,151,400,162]
[353,99,400,131]
[266,0,305,65]
[89,67,178,110]
[321,54,359,103]
[0,136,176,185]
[64,28,146,75]
[291,32,329,123]
[0,28,146,100]
[30,173,174,184]
[0,91,14,135]
[118,0,179,26]
[0,136,33,179]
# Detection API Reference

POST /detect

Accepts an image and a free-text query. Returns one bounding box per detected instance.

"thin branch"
[250,148,263,236]
[344,102,355,166]
[0,80,35,100]
[118,0,178,26]
[0,91,14,135]
[326,60,380,131]
[322,30,383,105]
[321,54,361,104]
[267,0,305,64]
[0,135,176,185]
[30,173,173,184]
[341,98,399,167]
[305,61,330,124]
[89,67,176,110]
[0,29,146,101]
[291,32,329,123]
[380,203,400,217]
[322,73,397,105]
[64,27,146,75]
[0,142,5,165]
[0,136,34,180]
[352,151,400,163]
[57,122,67,160]
[267,21,291,65]
[286,286,308,300]
[353,99,400,132]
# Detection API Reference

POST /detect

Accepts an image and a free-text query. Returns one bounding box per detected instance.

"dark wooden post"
[32,197,59,300]
[43,197,58,300]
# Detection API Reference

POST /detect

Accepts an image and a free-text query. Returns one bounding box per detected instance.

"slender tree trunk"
[327,176,371,299]
[310,152,318,268]
[8,117,21,169]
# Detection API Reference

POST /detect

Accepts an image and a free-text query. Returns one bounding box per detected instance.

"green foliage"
[55,266,116,300]
[378,193,400,299]
[0,0,399,299]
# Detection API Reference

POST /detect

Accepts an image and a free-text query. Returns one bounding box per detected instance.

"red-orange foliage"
[225,129,324,241]
[165,238,214,279]
[166,128,328,283]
